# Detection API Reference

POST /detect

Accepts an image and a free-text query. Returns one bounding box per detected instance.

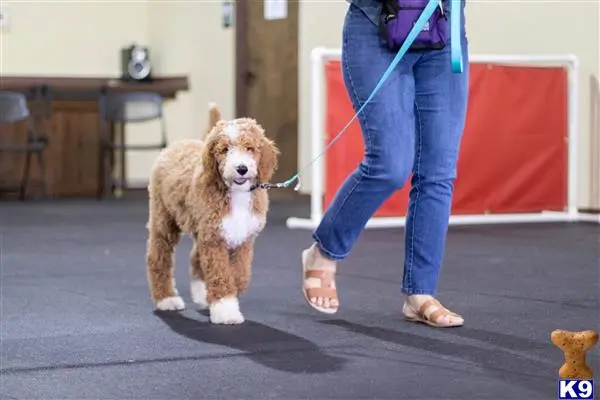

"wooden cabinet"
[0,76,188,198]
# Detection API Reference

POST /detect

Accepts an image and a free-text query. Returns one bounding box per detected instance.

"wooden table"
[0,76,189,198]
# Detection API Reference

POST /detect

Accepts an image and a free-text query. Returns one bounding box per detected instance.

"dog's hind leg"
[146,197,183,311]
[189,236,209,310]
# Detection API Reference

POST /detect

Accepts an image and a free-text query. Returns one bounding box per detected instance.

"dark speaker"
[121,44,152,82]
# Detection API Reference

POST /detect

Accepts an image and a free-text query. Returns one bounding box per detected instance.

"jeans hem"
[401,287,436,295]
[312,233,348,261]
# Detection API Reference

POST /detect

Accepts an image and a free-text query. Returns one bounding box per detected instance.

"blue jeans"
[313,2,469,295]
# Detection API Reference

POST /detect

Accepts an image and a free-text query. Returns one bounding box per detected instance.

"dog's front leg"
[199,239,244,325]
[231,239,254,295]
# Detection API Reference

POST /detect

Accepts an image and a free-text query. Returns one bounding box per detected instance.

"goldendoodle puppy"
[145,104,279,324]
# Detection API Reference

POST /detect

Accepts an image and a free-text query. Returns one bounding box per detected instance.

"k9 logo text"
[558,380,594,399]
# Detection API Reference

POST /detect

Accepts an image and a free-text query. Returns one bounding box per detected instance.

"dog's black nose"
[236,165,248,176]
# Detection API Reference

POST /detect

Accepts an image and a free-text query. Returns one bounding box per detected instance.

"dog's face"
[202,118,279,192]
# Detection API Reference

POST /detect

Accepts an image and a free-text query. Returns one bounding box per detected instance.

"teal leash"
[256,0,462,192]
[450,0,463,73]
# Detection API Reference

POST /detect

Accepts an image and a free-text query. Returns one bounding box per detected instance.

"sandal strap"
[418,299,457,323]
[427,308,447,323]
[418,299,439,316]
[437,302,462,318]
[306,287,338,299]
[304,268,337,300]
[305,269,335,288]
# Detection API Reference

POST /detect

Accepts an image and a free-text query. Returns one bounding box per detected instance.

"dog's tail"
[207,102,222,136]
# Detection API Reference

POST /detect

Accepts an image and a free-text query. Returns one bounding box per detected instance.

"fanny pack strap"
[257,0,463,192]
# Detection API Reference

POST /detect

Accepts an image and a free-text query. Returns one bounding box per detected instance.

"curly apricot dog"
[145,103,279,324]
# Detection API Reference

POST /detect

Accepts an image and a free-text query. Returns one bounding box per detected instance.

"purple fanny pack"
[379,0,449,52]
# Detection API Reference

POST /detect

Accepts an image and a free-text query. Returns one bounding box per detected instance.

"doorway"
[235,0,299,194]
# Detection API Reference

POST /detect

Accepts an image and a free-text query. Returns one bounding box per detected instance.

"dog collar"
[249,182,286,191]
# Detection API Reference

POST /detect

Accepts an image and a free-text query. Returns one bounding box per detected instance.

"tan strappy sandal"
[301,247,339,314]
[403,298,464,328]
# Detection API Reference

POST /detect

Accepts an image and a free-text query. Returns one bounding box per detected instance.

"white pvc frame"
[286,47,598,229]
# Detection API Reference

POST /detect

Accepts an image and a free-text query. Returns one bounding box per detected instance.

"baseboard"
[579,208,600,214]
[126,179,149,191]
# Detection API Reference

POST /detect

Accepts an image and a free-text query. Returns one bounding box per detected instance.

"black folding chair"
[97,90,168,199]
[0,91,50,200]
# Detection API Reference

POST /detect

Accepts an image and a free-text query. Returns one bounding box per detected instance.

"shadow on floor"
[445,325,557,352]
[320,319,557,397]
[154,310,347,374]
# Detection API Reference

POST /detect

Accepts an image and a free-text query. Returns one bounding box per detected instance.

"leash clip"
[249,182,284,191]
[249,177,301,192]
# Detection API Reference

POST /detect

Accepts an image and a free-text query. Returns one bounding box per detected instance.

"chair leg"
[36,150,50,198]
[115,123,126,197]
[19,151,32,201]
[97,145,105,200]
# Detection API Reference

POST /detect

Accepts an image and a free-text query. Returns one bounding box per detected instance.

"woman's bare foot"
[403,295,464,327]
[301,243,339,314]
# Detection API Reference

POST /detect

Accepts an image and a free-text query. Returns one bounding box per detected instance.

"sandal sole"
[404,314,464,328]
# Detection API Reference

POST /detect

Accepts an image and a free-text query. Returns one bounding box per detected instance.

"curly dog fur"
[145,103,279,324]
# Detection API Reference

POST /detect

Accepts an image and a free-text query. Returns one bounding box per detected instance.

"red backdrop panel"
[323,61,568,216]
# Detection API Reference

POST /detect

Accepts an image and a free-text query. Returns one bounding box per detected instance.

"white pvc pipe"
[286,212,581,230]
[290,49,583,230]
[309,47,327,223]
[469,54,578,65]
[566,57,580,220]
[313,50,579,65]
[313,48,341,60]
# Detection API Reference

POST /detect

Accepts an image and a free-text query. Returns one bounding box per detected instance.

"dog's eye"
[245,146,255,153]
[219,146,229,154]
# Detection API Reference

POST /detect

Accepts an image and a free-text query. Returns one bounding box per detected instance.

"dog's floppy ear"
[201,132,222,184]
[258,134,279,183]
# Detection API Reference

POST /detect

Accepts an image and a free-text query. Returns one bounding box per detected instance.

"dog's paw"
[209,296,245,325]
[156,296,186,311]
[190,280,209,310]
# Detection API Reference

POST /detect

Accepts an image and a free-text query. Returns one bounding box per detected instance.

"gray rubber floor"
[1,196,599,399]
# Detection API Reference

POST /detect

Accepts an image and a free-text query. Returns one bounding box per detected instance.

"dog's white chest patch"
[220,191,263,249]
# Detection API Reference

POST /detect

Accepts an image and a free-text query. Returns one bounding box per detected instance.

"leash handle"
[450,0,463,73]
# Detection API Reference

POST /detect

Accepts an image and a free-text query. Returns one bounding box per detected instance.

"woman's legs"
[401,36,470,327]
[303,4,419,312]
[403,40,470,295]
[302,3,470,325]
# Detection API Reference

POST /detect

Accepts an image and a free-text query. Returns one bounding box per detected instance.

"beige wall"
[146,1,236,150]
[1,1,598,208]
